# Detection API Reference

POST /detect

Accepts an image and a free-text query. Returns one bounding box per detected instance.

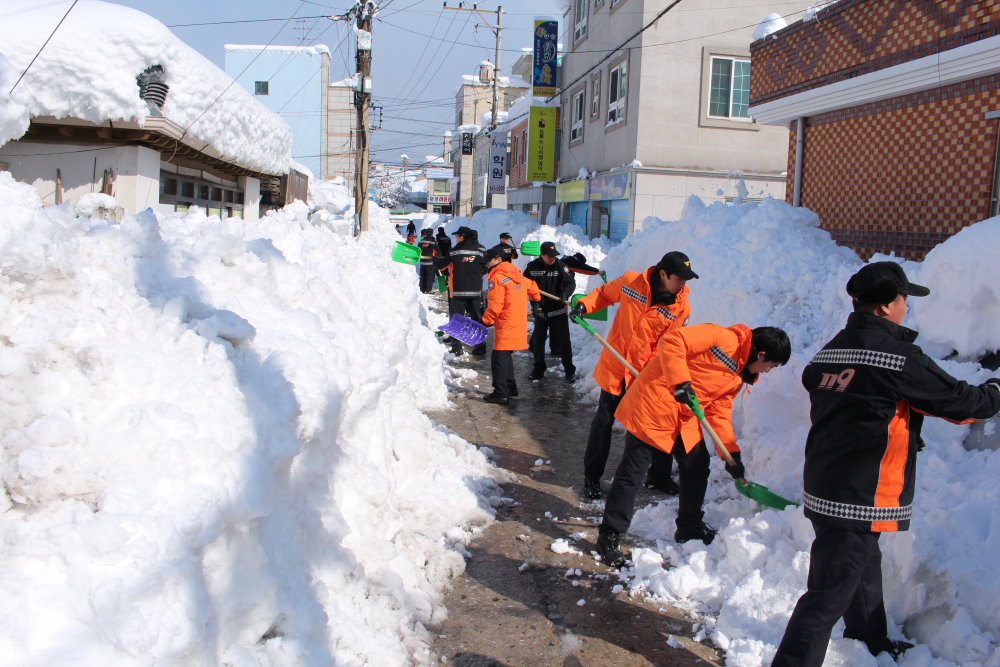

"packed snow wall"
[0,174,499,666]
[447,194,1000,666]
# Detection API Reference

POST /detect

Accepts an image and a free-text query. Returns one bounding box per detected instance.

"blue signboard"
[533,20,558,97]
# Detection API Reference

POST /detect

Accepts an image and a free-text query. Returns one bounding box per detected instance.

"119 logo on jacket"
[819,369,855,392]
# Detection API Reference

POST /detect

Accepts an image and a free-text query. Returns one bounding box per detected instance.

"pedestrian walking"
[597,324,791,567]
[405,231,415,244]
[436,226,452,256]
[573,252,697,500]
[771,262,1000,667]
[523,242,577,382]
[406,220,416,237]
[490,232,519,263]
[417,229,440,293]
[434,226,488,355]
[481,247,541,405]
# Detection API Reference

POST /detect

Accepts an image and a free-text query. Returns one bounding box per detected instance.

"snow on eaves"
[0,1,294,175]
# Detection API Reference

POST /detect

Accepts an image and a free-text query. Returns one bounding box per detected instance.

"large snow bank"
[0,1,293,174]
[0,173,498,665]
[583,195,1000,666]
[0,51,30,146]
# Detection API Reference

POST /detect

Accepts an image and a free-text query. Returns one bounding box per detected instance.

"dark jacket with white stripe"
[434,238,485,298]
[802,313,1000,532]
[523,257,576,316]
[417,236,440,264]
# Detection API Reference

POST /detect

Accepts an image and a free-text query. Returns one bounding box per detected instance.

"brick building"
[504,107,561,222]
[749,0,1000,260]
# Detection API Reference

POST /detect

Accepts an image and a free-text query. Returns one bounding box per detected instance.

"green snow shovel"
[567,310,640,377]
[437,272,448,293]
[519,241,541,256]
[391,241,420,265]
[570,293,607,321]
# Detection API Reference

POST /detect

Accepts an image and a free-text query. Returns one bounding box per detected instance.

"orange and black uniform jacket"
[417,237,440,264]
[577,268,691,396]
[482,262,541,351]
[433,239,485,298]
[616,323,751,457]
[802,313,1000,533]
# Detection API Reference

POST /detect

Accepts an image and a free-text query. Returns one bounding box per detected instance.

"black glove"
[725,452,745,480]
[571,302,587,319]
[673,381,696,408]
[531,302,543,319]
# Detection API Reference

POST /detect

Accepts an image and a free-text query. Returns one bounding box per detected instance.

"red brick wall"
[752,0,1000,107]
[506,109,561,190]
[787,75,1000,260]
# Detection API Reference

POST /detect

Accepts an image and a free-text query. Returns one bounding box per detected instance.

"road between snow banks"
[423,293,720,667]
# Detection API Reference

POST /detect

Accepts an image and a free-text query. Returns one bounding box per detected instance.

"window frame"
[570,90,585,143]
[707,56,751,121]
[607,61,627,127]
[699,46,759,131]
[590,74,601,120]
[254,81,269,96]
[574,0,588,43]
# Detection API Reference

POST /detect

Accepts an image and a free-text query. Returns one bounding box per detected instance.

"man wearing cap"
[771,261,1000,667]
[523,242,577,382]
[491,233,519,263]
[434,226,488,355]
[417,229,440,293]
[572,252,697,500]
[481,247,541,405]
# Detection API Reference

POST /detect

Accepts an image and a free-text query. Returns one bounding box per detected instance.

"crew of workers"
[413,224,1000,666]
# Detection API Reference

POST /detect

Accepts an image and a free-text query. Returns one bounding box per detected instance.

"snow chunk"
[73,193,121,220]
[752,13,787,40]
[551,539,581,555]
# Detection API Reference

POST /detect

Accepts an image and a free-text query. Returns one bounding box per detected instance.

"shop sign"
[461,132,474,155]
[532,20,558,98]
[427,195,451,204]
[488,134,507,194]
[556,179,588,202]
[589,172,630,200]
[527,106,556,182]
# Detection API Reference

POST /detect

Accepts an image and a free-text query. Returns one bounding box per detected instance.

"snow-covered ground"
[0,175,501,666]
[448,193,1000,666]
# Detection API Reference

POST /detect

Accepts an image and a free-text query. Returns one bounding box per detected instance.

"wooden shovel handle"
[539,290,640,377]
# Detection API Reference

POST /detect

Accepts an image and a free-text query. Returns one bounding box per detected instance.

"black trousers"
[583,380,673,482]
[490,350,517,397]
[449,297,484,351]
[419,264,437,292]
[771,522,891,667]
[530,313,575,374]
[600,432,710,535]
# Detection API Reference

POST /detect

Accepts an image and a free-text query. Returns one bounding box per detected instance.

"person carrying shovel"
[596,324,791,567]
[572,252,697,501]
[771,262,1000,667]
[434,226,488,355]
[481,247,541,405]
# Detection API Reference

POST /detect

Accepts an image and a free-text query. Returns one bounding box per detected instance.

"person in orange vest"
[572,252,697,501]
[596,324,791,567]
[481,246,541,405]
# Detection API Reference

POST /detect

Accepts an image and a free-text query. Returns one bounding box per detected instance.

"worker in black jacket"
[406,220,416,237]
[523,241,577,382]
[434,226,487,355]
[772,262,1000,667]
[490,232,519,263]
[417,229,440,293]
[436,227,452,256]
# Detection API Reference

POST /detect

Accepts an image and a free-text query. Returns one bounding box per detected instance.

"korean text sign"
[527,106,556,182]
[532,20,558,98]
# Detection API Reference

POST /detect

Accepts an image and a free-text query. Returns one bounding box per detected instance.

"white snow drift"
[0,174,497,666]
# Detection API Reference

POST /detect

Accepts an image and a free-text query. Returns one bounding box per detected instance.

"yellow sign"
[556,179,588,202]
[527,106,556,182]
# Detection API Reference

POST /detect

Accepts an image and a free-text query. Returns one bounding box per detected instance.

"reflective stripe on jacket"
[616,323,751,456]
[434,239,485,297]
[802,313,1000,532]
[523,258,576,314]
[417,238,439,264]
[482,262,541,350]
[577,268,691,395]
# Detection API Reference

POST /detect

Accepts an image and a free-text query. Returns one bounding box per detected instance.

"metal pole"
[793,116,805,207]
[354,11,373,234]
[491,6,502,128]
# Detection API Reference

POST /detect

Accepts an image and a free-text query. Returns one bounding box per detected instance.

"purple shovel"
[438,314,489,347]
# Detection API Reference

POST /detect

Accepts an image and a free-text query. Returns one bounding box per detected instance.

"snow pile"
[0,172,497,665]
[0,1,292,174]
[0,50,30,146]
[752,13,788,41]
[587,195,1000,666]
[73,192,120,218]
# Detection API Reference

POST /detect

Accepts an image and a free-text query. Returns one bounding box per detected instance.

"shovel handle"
[689,395,742,479]
[537,289,568,305]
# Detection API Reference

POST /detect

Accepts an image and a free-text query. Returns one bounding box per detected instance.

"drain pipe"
[792,116,805,207]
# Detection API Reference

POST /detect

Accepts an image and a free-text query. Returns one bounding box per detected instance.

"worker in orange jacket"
[481,246,541,405]
[572,252,697,500]
[596,323,791,567]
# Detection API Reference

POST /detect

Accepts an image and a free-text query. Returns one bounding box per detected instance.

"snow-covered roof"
[425,168,454,179]
[460,74,529,88]
[225,44,331,56]
[0,1,294,175]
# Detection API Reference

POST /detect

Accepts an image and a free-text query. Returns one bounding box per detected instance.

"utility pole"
[353,1,375,234]
[444,3,505,129]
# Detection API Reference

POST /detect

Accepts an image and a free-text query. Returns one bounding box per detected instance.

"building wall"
[632,169,786,226]
[326,84,355,186]
[787,77,1000,261]
[225,47,330,177]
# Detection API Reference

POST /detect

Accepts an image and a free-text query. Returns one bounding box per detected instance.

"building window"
[574,0,587,42]
[521,131,527,163]
[510,136,517,167]
[254,81,269,96]
[708,57,750,119]
[608,62,626,125]
[571,91,585,142]
[591,76,601,118]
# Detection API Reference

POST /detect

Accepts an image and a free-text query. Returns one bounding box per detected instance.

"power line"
[167,15,332,28]
[9,0,78,96]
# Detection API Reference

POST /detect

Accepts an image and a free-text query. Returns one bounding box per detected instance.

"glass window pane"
[619,64,626,98]
[732,60,750,118]
[710,58,732,117]
[609,69,618,104]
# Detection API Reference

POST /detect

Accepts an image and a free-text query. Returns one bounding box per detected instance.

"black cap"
[484,247,504,261]
[499,232,512,239]
[847,261,930,303]
[657,251,699,280]
[455,226,474,237]
[540,241,559,257]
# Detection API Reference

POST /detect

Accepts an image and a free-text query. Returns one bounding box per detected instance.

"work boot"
[482,391,509,405]
[471,343,487,355]
[582,478,602,500]
[508,386,519,398]
[674,515,717,545]
[450,344,464,356]
[565,370,576,383]
[596,531,626,569]
[644,474,681,495]
[528,367,545,380]
[867,638,914,661]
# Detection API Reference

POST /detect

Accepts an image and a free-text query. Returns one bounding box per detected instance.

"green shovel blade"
[735,480,800,511]
[391,241,420,265]
[519,241,541,256]
[570,294,607,321]
[437,273,448,293]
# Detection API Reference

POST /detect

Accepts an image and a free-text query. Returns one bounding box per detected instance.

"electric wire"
[8,0,78,95]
